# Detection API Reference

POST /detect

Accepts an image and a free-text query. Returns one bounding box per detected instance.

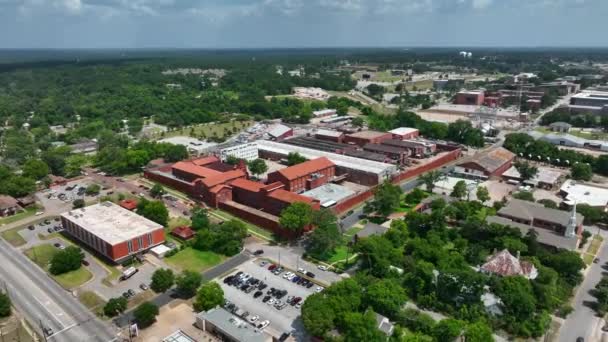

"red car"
[268,264,277,271]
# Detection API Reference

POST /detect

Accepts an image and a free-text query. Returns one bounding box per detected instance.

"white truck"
[120,267,138,281]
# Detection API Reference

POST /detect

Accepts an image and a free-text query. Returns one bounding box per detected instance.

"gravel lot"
[217,258,320,341]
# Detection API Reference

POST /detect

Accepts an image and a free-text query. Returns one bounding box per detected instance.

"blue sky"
[0,0,606,48]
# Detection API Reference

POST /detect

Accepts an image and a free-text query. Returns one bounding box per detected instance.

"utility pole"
[38,319,47,342]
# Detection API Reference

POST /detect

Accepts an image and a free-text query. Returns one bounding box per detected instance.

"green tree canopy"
[0,292,11,317]
[247,158,268,177]
[194,282,224,312]
[515,161,538,181]
[419,170,445,193]
[22,159,50,180]
[371,180,403,217]
[571,163,593,181]
[287,152,307,166]
[476,186,490,203]
[150,268,175,293]
[103,297,128,317]
[279,202,313,233]
[49,246,84,275]
[175,270,203,298]
[137,199,169,226]
[133,302,159,328]
[450,180,468,199]
[150,183,165,198]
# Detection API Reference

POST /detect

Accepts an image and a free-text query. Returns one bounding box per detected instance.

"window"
[127,241,133,253]
[138,236,144,250]
[147,233,153,246]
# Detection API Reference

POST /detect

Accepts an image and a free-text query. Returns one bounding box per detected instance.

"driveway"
[558,240,608,342]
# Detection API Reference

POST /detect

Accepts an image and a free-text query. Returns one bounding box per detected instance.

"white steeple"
[565,202,577,238]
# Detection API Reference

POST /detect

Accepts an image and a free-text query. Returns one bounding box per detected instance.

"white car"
[297,267,305,273]
[317,265,328,271]
[295,303,302,309]
[257,320,270,330]
[267,298,275,305]
[248,315,259,323]
[282,272,293,279]
[287,274,296,281]
[315,286,324,293]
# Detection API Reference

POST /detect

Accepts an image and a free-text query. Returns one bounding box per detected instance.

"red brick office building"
[61,202,165,263]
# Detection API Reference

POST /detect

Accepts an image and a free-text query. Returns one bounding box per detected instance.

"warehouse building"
[363,143,410,166]
[257,140,397,186]
[267,157,336,193]
[344,130,393,146]
[218,143,259,162]
[455,147,515,179]
[61,202,165,263]
[381,139,437,158]
[389,127,420,140]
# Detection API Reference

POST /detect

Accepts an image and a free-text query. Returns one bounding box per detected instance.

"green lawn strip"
[327,246,349,264]
[54,268,93,289]
[212,210,274,241]
[1,227,27,247]
[165,247,225,273]
[343,226,362,239]
[587,236,603,256]
[25,244,93,289]
[583,253,594,266]
[78,291,107,318]
[0,207,39,225]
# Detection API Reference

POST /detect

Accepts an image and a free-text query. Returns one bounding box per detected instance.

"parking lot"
[217,257,322,341]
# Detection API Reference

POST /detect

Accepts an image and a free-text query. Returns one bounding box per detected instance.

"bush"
[72,199,85,209]
[150,268,174,293]
[49,246,84,275]
[175,270,203,298]
[0,292,11,317]
[103,297,128,317]
[133,302,159,327]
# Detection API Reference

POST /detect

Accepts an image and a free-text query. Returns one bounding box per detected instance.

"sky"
[0,0,606,48]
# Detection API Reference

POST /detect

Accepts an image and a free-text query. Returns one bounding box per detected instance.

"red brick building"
[389,127,420,140]
[455,147,515,179]
[454,90,485,105]
[267,157,336,193]
[344,130,393,147]
[145,156,247,207]
[119,199,138,211]
[171,226,195,240]
[61,202,165,263]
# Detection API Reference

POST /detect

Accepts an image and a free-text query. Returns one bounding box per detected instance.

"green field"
[1,226,27,246]
[151,120,253,140]
[165,247,225,273]
[327,246,350,264]
[25,244,93,289]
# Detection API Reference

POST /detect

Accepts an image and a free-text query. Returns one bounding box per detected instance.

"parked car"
[306,282,314,289]
[27,225,35,231]
[253,249,264,256]
[267,298,276,306]
[53,243,62,248]
[254,291,263,298]
[268,264,277,271]
[315,286,324,293]
[291,276,301,283]
[47,228,53,233]
[262,295,271,303]
[43,327,53,336]
[317,265,328,271]
[127,289,136,297]
[140,283,149,291]
[82,260,90,266]
[257,320,270,330]
[306,271,316,278]
[248,315,259,323]
[259,261,267,267]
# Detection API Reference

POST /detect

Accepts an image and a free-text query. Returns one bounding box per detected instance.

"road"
[559,239,608,342]
[113,251,251,327]
[0,239,116,342]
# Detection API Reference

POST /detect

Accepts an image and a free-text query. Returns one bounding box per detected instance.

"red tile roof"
[0,195,18,209]
[191,156,220,166]
[172,161,222,179]
[276,157,335,181]
[119,199,138,211]
[209,184,231,194]
[268,189,315,205]
[171,226,195,240]
[230,178,265,192]
[201,169,246,188]
[480,249,538,279]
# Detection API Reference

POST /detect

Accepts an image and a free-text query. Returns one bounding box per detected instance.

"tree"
[371,180,403,217]
[405,188,427,205]
[419,171,445,193]
[22,159,49,180]
[137,199,169,226]
[191,207,210,230]
[194,282,224,312]
[225,155,241,165]
[571,163,593,181]
[364,279,408,319]
[352,116,365,127]
[287,152,307,166]
[103,297,128,317]
[301,293,336,337]
[72,198,85,209]
[538,199,557,209]
[513,191,535,202]
[0,292,10,317]
[85,183,101,195]
[476,186,490,203]
[464,321,494,342]
[433,319,465,342]
[307,221,342,260]
[49,246,84,275]
[175,270,203,298]
[450,180,468,199]
[515,161,538,181]
[341,310,386,342]
[247,159,268,178]
[576,203,606,225]
[133,302,159,327]
[150,268,175,293]
[494,276,536,321]
[280,202,313,233]
[150,183,165,198]
[163,144,188,162]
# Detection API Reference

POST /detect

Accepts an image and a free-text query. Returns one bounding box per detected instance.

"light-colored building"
[389,127,420,140]
[219,143,259,162]
[560,179,608,208]
[159,136,217,156]
[292,87,330,101]
[571,90,608,108]
[60,202,165,263]
[301,183,355,208]
[455,147,515,179]
[265,124,293,140]
[313,109,337,117]
[195,307,271,342]
[528,131,608,151]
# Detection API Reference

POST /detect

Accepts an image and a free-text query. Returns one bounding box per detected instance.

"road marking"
[31,294,72,328]
[47,323,77,339]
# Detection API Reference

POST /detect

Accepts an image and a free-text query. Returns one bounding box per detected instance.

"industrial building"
[267,157,336,193]
[313,109,337,117]
[363,143,409,166]
[528,131,608,152]
[195,307,271,342]
[455,147,515,179]
[389,127,420,140]
[266,124,293,140]
[218,143,259,162]
[344,130,393,147]
[60,202,165,263]
[560,180,608,208]
[454,90,485,106]
[315,129,345,143]
[158,136,217,156]
[570,90,608,108]
[256,140,397,186]
[381,139,437,158]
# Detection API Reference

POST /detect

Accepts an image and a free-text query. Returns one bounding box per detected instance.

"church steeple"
[565,202,577,238]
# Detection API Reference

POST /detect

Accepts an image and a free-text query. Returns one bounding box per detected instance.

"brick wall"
[391,149,461,183]
[219,201,297,239]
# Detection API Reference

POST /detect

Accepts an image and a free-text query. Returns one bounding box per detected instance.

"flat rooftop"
[61,202,164,245]
[347,130,390,139]
[301,183,355,207]
[560,179,608,207]
[196,307,270,342]
[389,127,419,135]
[257,140,397,176]
[159,136,217,151]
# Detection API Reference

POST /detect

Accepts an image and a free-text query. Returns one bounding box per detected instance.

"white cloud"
[472,0,492,9]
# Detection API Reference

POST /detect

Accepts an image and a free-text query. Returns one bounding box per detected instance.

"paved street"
[559,240,608,342]
[0,239,116,342]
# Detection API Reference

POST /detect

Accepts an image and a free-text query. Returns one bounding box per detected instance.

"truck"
[120,267,138,281]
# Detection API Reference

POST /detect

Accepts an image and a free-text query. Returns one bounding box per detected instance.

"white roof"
[313,109,336,117]
[256,140,397,176]
[503,166,562,185]
[267,124,292,138]
[151,244,171,255]
[560,179,608,207]
[61,202,163,245]
[389,127,419,136]
[159,136,217,152]
[315,129,343,138]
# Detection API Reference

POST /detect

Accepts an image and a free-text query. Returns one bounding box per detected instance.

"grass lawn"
[25,244,92,289]
[327,246,350,264]
[213,210,275,241]
[343,227,362,240]
[165,247,225,273]
[0,207,39,225]
[1,227,27,247]
[153,120,253,140]
[587,235,604,256]
[583,253,594,266]
[78,291,106,318]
